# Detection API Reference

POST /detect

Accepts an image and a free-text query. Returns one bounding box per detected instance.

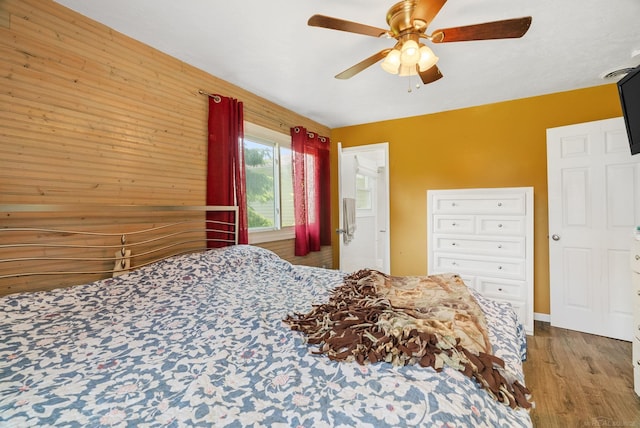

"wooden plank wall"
[0,0,333,295]
[255,239,333,270]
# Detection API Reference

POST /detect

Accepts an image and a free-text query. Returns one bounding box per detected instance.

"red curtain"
[291,126,331,256]
[206,94,248,246]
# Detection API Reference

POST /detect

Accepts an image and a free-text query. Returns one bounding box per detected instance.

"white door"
[338,143,390,274]
[547,117,640,341]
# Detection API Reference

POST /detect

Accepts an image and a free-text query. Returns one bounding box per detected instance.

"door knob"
[552,234,560,241]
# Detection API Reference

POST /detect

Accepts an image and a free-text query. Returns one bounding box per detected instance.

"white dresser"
[427,187,534,335]
[630,238,640,396]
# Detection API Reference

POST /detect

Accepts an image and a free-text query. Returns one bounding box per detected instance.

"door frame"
[337,142,390,273]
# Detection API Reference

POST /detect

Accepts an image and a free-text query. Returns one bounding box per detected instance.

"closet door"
[427,187,534,335]
[547,117,639,341]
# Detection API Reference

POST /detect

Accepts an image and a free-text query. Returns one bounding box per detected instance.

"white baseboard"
[534,312,551,323]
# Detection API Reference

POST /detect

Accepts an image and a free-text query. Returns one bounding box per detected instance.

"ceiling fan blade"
[412,0,447,29]
[335,49,392,79]
[430,16,532,43]
[308,14,389,38]
[418,64,443,85]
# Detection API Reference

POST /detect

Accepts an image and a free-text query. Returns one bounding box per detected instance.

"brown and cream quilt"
[284,269,531,409]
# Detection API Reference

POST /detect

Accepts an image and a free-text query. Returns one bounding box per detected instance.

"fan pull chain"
[407,75,421,93]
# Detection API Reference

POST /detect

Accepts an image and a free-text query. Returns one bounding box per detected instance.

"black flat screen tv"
[618,65,640,155]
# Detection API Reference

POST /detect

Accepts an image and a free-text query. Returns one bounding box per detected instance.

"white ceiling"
[54,0,640,129]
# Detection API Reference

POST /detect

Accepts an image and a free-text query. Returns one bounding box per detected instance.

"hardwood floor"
[523,321,640,427]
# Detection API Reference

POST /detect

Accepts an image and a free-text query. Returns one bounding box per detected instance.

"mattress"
[0,245,532,427]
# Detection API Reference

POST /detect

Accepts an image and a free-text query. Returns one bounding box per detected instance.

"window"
[244,123,294,242]
[355,173,373,210]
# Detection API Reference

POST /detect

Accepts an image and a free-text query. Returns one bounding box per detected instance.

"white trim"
[534,312,551,323]
[244,122,290,147]
[248,227,295,244]
[244,121,293,237]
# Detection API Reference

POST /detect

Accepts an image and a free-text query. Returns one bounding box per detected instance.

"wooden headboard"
[0,205,238,296]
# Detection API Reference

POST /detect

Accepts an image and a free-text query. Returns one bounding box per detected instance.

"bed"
[0,206,533,427]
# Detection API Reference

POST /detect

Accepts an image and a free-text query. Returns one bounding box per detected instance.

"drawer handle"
[452,222,457,227]
[497,244,503,249]
[636,254,640,261]
[451,202,456,207]
[451,242,457,246]
[498,266,503,270]
[452,261,457,266]
[498,202,503,207]
[498,224,503,228]
[498,288,503,292]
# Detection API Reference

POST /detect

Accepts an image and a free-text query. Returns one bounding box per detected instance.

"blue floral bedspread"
[0,245,532,427]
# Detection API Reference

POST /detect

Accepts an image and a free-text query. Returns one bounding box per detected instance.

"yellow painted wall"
[330,84,624,315]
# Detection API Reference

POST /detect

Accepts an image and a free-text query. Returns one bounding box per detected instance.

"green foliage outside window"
[244,142,275,228]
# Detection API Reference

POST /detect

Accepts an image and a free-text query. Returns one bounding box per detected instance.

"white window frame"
[244,122,295,244]
[355,173,374,213]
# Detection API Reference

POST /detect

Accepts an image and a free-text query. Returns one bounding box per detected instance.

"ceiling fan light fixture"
[400,39,420,66]
[398,64,418,77]
[308,7,532,84]
[381,48,401,74]
[418,45,438,71]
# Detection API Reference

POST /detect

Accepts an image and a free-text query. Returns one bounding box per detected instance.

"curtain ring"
[319,137,327,143]
[293,127,302,133]
[198,89,222,103]
[307,132,315,138]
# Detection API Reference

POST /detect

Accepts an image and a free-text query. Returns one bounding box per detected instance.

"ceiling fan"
[308,0,532,85]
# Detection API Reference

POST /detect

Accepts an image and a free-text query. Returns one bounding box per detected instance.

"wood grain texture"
[0,0,333,294]
[257,240,333,270]
[523,321,640,427]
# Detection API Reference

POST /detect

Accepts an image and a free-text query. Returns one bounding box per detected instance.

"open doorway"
[338,142,390,274]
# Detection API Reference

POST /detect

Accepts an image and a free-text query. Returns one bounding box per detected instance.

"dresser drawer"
[476,277,526,300]
[431,192,526,215]
[477,216,525,236]
[432,235,525,258]
[432,215,475,234]
[432,253,526,280]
